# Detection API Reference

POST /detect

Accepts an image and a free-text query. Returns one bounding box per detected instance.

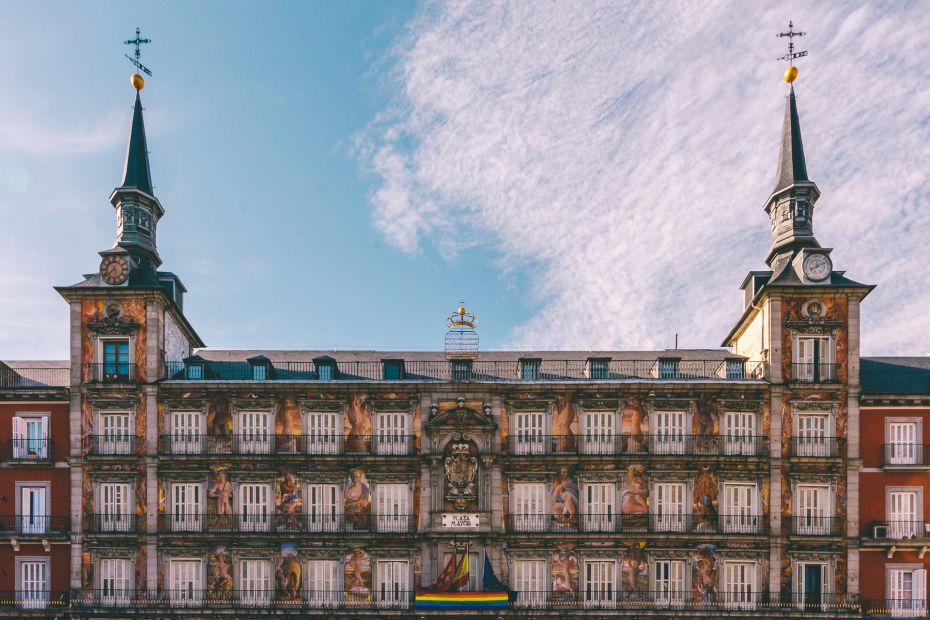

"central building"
[59,66,872,617]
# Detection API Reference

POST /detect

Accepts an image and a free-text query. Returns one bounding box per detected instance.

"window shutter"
[915,569,927,607]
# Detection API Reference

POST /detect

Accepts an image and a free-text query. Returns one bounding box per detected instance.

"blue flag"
[482,553,517,602]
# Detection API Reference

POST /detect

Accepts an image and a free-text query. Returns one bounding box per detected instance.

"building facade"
[0,67,925,618]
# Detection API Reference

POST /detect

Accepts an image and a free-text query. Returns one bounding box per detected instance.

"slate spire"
[772,85,809,194]
[118,91,154,195]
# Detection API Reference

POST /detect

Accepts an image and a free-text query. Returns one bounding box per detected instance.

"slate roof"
[773,85,809,194]
[0,360,70,388]
[119,91,153,195]
[861,357,930,396]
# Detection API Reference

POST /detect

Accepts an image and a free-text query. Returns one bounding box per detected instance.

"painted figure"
[623,548,648,597]
[693,544,718,602]
[346,394,371,453]
[276,554,301,600]
[550,466,579,527]
[693,465,718,531]
[621,465,649,522]
[551,546,579,599]
[693,397,720,437]
[207,547,233,600]
[276,470,302,529]
[345,548,372,599]
[344,468,371,529]
[621,397,648,452]
[275,398,301,453]
[552,395,577,453]
[208,466,234,524]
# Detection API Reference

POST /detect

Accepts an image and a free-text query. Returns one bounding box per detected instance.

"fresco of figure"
[621,465,649,526]
[552,395,577,453]
[346,394,371,453]
[693,465,718,531]
[208,466,233,528]
[344,468,371,529]
[550,466,579,528]
[276,470,302,530]
[622,548,648,597]
[276,553,301,601]
[693,398,720,453]
[207,547,234,600]
[621,397,648,453]
[693,544,718,602]
[208,397,232,438]
[550,546,579,600]
[345,548,372,599]
[275,398,301,453]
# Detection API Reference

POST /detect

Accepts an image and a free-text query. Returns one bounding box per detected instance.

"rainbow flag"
[414,591,510,610]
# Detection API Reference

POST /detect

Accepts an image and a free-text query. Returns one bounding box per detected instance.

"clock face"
[100,255,129,285]
[802,253,832,281]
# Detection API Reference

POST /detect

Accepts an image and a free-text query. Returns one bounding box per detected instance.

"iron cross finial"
[124,27,153,76]
[777,20,808,65]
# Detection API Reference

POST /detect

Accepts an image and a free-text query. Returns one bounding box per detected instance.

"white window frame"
[98,557,132,606]
[375,483,410,533]
[583,482,615,532]
[373,411,410,455]
[512,482,547,532]
[794,560,831,611]
[306,483,340,532]
[12,413,49,459]
[651,410,687,455]
[97,410,133,455]
[722,411,756,455]
[306,559,340,607]
[168,558,203,607]
[376,560,409,609]
[721,482,759,534]
[237,482,271,532]
[795,410,834,457]
[651,482,686,532]
[238,558,272,606]
[512,411,545,455]
[886,418,922,466]
[513,559,547,608]
[305,410,342,455]
[888,564,928,618]
[96,335,134,381]
[581,410,615,455]
[887,487,923,539]
[793,334,835,382]
[653,559,687,607]
[16,557,49,609]
[169,410,204,454]
[16,481,49,535]
[98,481,133,532]
[236,410,272,454]
[583,560,616,608]
[722,560,757,610]
[795,484,832,535]
[169,482,204,532]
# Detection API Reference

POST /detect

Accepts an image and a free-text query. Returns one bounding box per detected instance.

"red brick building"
[0,361,70,614]
[859,358,930,616]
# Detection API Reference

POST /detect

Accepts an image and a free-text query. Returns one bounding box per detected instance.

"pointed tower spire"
[119,90,154,195]
[772,85,809,194]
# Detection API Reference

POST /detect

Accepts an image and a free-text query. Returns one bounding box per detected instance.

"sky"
[1,1,928,360]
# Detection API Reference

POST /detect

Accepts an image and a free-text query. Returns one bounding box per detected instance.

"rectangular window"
[239,559,271,606]
[239,483,270,532]
[512,483,547,532]
[657,359,679,379]
[652,483,686,532]
[102,339,131,381]
[99,558,131,606]
[723,562,757,609]
[512,411,545,455]
[450,360,472,381]
[237,411,271,454]
[317,364,333,381]
[651,411,686,455]
[306,411,340,455]
[376,560,409,608]
[12,414,48,459]
[723,411,756,456]
[722,483,758,533]
[169,559,202,607]
[584,561,616,608]
[889,568,927,617]
[170,483,203,532]
[889,490,920,539]
[795,336,834,382]
[306,559,340,607]
[583,483,614,532]
[382,361,404,381]
[376,484,409,533]
[374,412,409,455]
[251,365,267,381]
[19,486,48,534]
[99,412,132,455]
[725,359,745,380]
[889,422,920,465]
[588,359,610,380]
[307,484,340,532]
[185,364,203,380]
[654,560,686,607]
[797,413,830,456]
[582,411,614,455]
[100,482,132,532]
[513,559,546,608]
[442,551,479,592]
[797,562,828,610]
[520,360,540,380]
[796,485,830,535]
[19,560,48,609]
[170,411,202,454]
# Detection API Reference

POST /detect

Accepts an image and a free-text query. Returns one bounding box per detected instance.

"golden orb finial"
[131,73,145,90]
[458,306,466,317]
[784,65,798,83]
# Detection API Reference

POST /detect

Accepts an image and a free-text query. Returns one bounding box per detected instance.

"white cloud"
[360,1,930,354]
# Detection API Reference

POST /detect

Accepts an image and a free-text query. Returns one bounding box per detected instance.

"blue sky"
[2,1,929,359]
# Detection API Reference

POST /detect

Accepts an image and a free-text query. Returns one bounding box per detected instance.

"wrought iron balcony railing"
[790,516,843,536]
[0,438,53,461]
[88,434,138,456]
[790,436,842,458]
[790,362,840,384]
[84,363,139,384]
[508,433,768,457]
[89,513,142,533]
[159,433,416,456]
[165,359,764,383]
[862,598,927,617]
[505,513,767,535]
[865,520,930,540]
[0,515,70,535]
[881,443,930,467]
[0,590,68,609]
[159,512,416,534]
[70,589,415,609]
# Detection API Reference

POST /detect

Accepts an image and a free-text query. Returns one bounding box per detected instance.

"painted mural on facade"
[208,464,234,527]
[344,468,371,529]
[692,544,718,602]
[621,397,648,451]
[207,546,233,599]
[345,394,371,453]
[277,544,301,600]
[693,465,719,531]
[344,548,371,600]
[276,468,302,529]
[549,466,579,528]
[552,395,577,453]
[622,546,649,596]
[621,465,649,525]
[551,545,579,600]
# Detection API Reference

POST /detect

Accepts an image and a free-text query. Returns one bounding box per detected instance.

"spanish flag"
[451,545,470,591]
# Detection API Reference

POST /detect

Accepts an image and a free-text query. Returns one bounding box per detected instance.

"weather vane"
[776,21,807,83]
[124,27,153,77]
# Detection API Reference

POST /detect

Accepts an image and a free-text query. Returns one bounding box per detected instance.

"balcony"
[881,444,930,469]
[88,434,138,456]
[0,515,70,536]
[862,598,928,618]
[0,591,68,611]
[866,520,930,541]
[89,513,142,534]
[790,436,842,458]
[791,516,843,536]
[71,589,415,610]
[508,434,768,457]
[164,359,764,383]
[1,438,53,461]
[790,363,840,384]
[159,433,417,457]
[505,513,766,535]
[84,362,139,384]
[159,513,416,534]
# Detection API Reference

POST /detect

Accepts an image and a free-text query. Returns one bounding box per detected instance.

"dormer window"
[314,357,337,381]
[450,359,472,381]
[657,357,680,380]
[247,355,273,381]
[587,358,610,380]
[724,358,745,380]
[183,356,206,380]
[382,360,405,381]
[520,358,541,381]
